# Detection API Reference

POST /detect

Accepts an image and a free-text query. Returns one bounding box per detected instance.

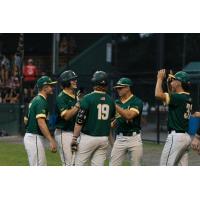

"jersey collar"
[177,92,190,95]
[38,93,47,100]
[63,90,76,99]
[93,90,106,94]
[120,94,134,104]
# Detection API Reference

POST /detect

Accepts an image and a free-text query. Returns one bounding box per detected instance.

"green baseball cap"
[37,76,57,89]
[168,71,190,84]
[114,77,133,88]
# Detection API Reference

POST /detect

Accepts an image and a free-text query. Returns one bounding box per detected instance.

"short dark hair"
[93,85,107,92]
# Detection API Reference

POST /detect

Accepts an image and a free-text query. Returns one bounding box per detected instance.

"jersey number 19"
[97,104,109,120]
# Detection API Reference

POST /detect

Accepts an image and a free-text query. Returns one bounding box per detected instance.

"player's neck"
[38,91,47,99]
[93,86,107,92]
[121,92,133,102]
[63,87,74,95]
[175,87,185,93]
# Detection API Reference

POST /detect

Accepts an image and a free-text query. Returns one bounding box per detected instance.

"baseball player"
[24,76,57,166]
[71,71,116,166]
[54,70,80,166]
[109,78,143,166]
[155,69,192,166]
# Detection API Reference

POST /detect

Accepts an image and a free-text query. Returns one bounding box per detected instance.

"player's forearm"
[63,106,79,121]
[108,131,114,146]
[111,119,117,129]
[155,78,165,101]
[37,118,54,142]
[115,104,136,120]
[73,123,82,138]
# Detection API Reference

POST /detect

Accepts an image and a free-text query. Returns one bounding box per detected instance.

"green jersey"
[26,94,49,136]
[55,90,77,131]
[165,92,192,132]
[79,91,115,137]
[115,95,143,135]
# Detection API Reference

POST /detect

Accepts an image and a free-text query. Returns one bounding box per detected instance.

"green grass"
[0,141,199,166]
[0,142,61,166]
[0,141,164,166]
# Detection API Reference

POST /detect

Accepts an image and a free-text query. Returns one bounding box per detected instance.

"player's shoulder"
[57,91,64,97]
[79,92,92,105]
[84,91,103,99]
[170,92,190,100]
[131,95,143,107]
[32,95,42,102]
[105,94,115,107]
[133,95,143,104]
[57,91,67,101]
[33,95,47,105]
[82,92,92,100]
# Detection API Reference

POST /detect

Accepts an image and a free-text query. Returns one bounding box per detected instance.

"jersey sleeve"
[129,99,143,115]
[35,100,47,119]
[56,96,71,117]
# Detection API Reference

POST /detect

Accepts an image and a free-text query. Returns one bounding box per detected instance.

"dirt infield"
[0,135,200,166]
[0,136,23,144]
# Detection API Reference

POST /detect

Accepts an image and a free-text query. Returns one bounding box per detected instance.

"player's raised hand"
[157,69,166,80]
[76,90,81,101]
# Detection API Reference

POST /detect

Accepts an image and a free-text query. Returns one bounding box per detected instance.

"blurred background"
[0,33,200,143]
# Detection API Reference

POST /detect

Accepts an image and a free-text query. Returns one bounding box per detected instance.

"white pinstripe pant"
[75,133,109,166]
[24,133,47,166]
[54,129,73,166]
[110,133,143,166]
[160,131,191,166]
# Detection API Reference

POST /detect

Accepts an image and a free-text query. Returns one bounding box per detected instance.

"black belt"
[117,131,141,137]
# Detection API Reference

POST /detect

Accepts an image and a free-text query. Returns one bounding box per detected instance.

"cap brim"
[48,81,57,85]
[113,84,129,88]
[168,74,175,79]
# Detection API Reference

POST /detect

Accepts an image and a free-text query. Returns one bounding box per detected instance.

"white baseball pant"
[75,133,109,166]
[54,129,73,166]
[160,131,191,166]
[24,133,47,166]
[110,133,143,166]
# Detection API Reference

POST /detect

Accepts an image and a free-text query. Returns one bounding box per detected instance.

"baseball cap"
[168,71,190,84]
[37,76,57,89]
[114,77,133,88]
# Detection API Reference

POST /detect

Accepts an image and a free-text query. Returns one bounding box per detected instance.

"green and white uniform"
[54,90,77,166]
[24,94,49,166]
[110,95,143,166]
[75,91,115,166]
[160,92,192,166]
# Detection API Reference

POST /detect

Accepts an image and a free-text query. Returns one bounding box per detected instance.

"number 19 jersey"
[79,91,115,137]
